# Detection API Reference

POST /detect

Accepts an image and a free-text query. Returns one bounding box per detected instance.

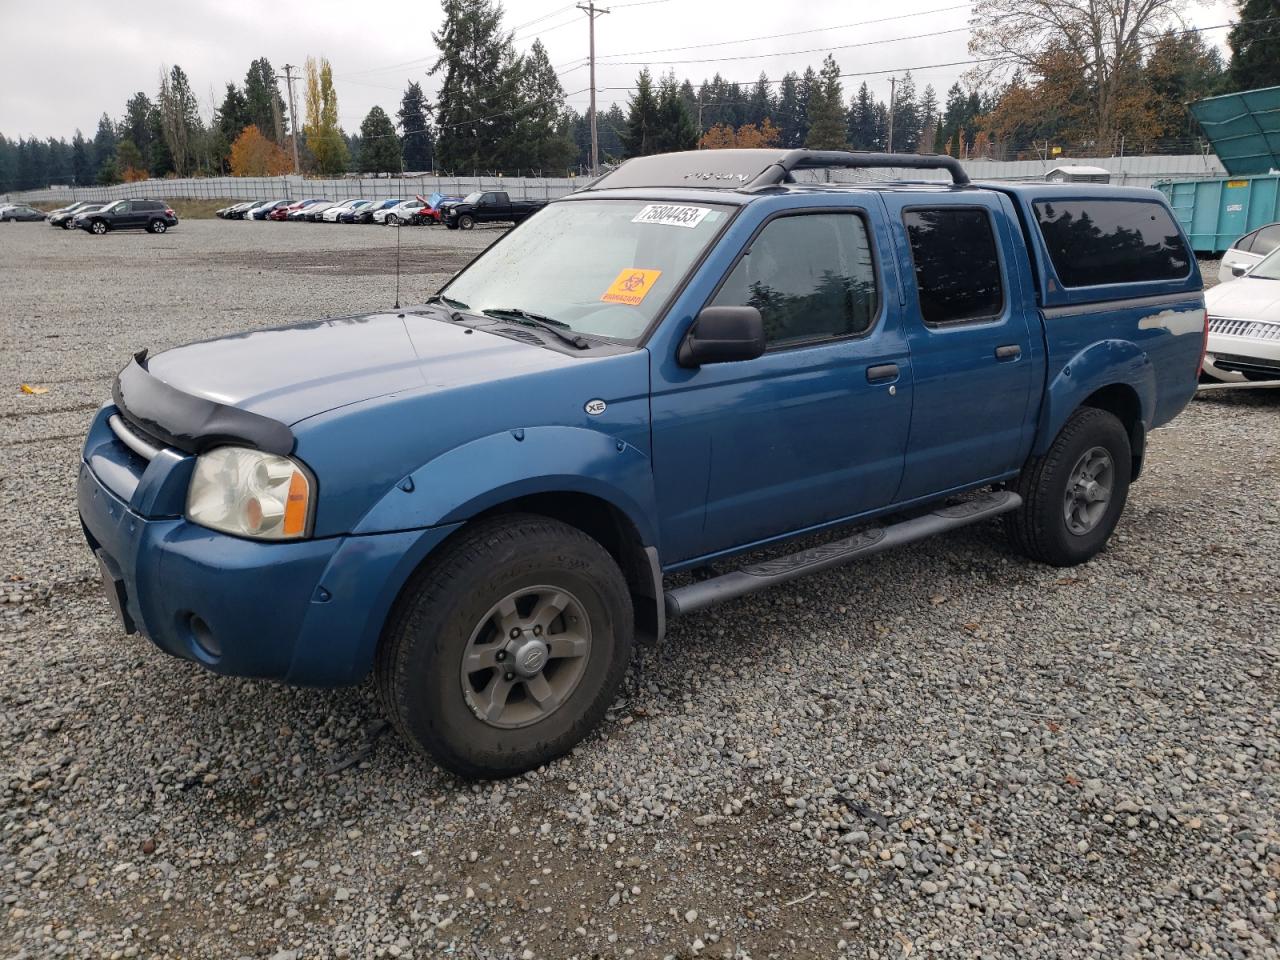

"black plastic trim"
[113,351,296,456]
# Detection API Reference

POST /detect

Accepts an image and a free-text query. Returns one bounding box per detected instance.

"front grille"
[108,414,163,461]
[1208,316,1280,341]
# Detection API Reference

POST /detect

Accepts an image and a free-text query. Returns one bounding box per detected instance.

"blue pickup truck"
[78,149,1206,777]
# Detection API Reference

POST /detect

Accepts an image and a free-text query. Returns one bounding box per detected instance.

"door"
[651,207,913,564]
[880,197,1038,502]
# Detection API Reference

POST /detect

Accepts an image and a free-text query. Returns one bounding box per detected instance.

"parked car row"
[1203,220,1280,385]
[212,191,549,229]
[0,203,46,221]
[36,199,179,234]
[216,195,451,225]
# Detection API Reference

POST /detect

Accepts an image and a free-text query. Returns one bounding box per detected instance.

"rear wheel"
[1005,407,1132,567]
[148,219,167,234]
[376,514,634,778]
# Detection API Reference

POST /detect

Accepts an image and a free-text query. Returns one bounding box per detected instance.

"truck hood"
[1206,277,1280,319]
[143,310,580,427]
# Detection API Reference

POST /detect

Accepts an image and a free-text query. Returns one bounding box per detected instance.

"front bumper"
[1205,326,1280,382]
[77,409,459,686]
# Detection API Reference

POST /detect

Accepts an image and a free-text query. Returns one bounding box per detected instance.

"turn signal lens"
[186,447,313,540]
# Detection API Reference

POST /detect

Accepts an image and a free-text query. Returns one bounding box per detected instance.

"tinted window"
[141,201,163,211]
[1234,229,1259,253]
[1252,225,1280,256]
[903,207,1005,325]
[1034,199,1190,287]
[711,212,878,347]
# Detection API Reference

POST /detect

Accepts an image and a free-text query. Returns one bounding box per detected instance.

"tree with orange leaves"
[229,124,293,177]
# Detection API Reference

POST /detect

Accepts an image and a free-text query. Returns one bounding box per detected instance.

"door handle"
[995,344,1021,360]
[866,363,899,383]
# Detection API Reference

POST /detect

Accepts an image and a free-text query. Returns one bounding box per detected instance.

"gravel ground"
[1,222,1277,960]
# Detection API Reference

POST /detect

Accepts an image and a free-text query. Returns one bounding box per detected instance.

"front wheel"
[90,220,107,235]
[61,221,71,230]
[376,514,634,779]
[1005,407,1132,567]
[457,214,475,230]
[385,214,399,226]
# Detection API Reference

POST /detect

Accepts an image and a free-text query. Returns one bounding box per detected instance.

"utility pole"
[887,76,897,153]
[577,1,610,176]
[281,64,302,174]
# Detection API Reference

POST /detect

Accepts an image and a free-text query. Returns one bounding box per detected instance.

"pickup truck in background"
[78,149,1205,778]
[439,190,548,229]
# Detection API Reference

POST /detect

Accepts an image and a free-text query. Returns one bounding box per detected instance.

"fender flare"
[352,425,660,548]
[1034,339,1156,456]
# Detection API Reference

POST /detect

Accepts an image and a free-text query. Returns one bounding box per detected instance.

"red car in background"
[271,199,324,221]
[410,193,461,225]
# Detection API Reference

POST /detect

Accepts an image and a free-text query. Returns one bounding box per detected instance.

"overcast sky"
[0,0,1239,141]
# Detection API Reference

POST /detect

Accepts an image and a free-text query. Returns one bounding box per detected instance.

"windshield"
[442,198,734,341]
[462,192,483,203]
[1250,247,1280,280]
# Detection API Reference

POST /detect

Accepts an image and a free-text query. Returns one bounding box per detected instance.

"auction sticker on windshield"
[602,268,663,306]
[631,204,711,229]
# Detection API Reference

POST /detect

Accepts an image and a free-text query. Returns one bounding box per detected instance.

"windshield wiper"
[481,307,591,350]
[422,294,468,321]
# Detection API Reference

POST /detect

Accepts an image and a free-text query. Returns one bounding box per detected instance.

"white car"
[373,199,425,225]
[1203,246,1280,383]
[321,198,362,222]
[1218,221,1280,284]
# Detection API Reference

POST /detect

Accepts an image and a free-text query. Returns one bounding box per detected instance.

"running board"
[664,490,1022,618]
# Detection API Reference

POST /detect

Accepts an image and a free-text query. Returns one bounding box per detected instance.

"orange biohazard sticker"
[601,268,662,306]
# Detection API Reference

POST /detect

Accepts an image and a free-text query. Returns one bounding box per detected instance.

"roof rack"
[749,149,970,189]
[582,148,970,192]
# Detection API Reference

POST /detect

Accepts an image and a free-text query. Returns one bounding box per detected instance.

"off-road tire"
[1005,406,1131,567]
[376,514,634,779]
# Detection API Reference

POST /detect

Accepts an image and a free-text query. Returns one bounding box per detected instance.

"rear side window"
[903,207,1005,326]
[1033,199,1190,287]
[711,211,879,347]
[1253,225,1280,256]
[1234,229,1259,253]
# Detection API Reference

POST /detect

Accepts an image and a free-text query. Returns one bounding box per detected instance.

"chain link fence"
[1,154,1230,205]
[1,174,588,206]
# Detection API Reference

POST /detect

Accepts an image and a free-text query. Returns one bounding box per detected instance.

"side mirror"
[677,306,766,367]
[1230,263,1248,277]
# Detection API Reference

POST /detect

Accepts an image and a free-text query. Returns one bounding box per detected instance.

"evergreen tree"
[622,68,661,157]
[304,57,348,174]
[919,84,939,153]
[1145,30,1225,143]
[747,73,774,128]
[797,67,817,145]
[244,58,288,143]
[890,72,919,152]
[847,82,876,149]
[506,39,576,173]
[359,106,402,172]
[776,73,802,148]
[123,92,155,156]
[398,80,434,171]
[213,83,250,172]
[804,56,846,149]
[147,103,174,177]
[431,0,523,173]
[91,113,117,177]
[678,79,698,126]
[157,64,203,176]
[116,139,146,176]
[1228,0,1280,91]
[71,130,91,185]
[654,72,699,152]
[96,157,121,185]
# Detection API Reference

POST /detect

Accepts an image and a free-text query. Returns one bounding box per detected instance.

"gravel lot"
[1,220,1277,960]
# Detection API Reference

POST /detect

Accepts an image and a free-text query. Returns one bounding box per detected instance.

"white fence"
[0,174,588,205]
[0,154,1231,204]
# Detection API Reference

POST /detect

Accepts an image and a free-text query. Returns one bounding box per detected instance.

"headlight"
[186,446,313,540]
